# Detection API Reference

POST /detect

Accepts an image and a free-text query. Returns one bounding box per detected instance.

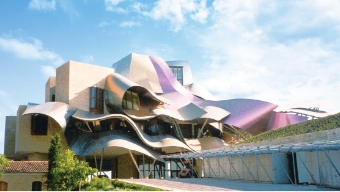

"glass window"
[89,87,104,114]
[122,90,140,110]
[32,181,42,191]
[31,114,48,135]
[169,66,183,85]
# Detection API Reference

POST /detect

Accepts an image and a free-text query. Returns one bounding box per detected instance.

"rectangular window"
[122,90,140,110]
[32,181,42,191]
[90,87,104,114]
[31,114,48,135]
[170,66,183,85]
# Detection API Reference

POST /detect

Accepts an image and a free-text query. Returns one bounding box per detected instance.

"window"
[90,87,104,114]
[0,181,8,191]
[32,181,42,191]
[122,90,140,110]
[51,94,55,102]
[170,66,183,85]
[31,114,48,135]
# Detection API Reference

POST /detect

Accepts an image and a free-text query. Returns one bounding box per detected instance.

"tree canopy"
[47,133,96,191]
[0,154,10,178]
[50,150,97,191]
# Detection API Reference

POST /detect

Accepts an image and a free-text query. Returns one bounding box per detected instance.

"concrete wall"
[0,173,47,191]
[117,153,138,179]
[15,105,69,159]
[202,149,340,188]
[297,150,340,188]
[55,61,114,112]
[4,116,16,159]
[203,153,292,184]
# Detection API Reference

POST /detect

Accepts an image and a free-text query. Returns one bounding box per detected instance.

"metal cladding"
[275,100,333,118]
[199,99,278,131]
[105,73,169,112]
[112,53,163,93]
[67,130,164,161]
[23,102,76,131]
[112,53,315,131]
[185,83,216,100]
[20,53,330,161]
[71,109,193,153]
[266,111,308,130]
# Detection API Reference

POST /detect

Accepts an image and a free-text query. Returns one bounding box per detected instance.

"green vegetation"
[0,154,10,178]
[47,134,97,191]
[81,177,165,191]
[47,133,62,190]
[241,112,340,144]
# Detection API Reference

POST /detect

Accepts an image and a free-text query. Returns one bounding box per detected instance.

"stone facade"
[4,116,16,159]
[14,105,68,157]
[0,173,47,191]
[55,61,114,111]
[117,153,139,179]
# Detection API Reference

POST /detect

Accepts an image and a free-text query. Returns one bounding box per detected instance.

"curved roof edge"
[22,102,76,131]
[105,73,170,110]
[72,109,193,152]
[69,131,164,161]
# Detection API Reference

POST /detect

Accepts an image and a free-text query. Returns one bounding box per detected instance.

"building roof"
[4,161,48,173]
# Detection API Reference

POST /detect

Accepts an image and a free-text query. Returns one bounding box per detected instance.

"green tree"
[0,154,10,178]
[47,133,62,190]
[51,150,96,191]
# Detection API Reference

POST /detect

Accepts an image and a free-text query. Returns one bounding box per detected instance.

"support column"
[129,150,143,179]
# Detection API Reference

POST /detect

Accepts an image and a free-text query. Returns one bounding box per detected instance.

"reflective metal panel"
[22,102,76,131]
[72,109,193,152]
[68,130,163,161]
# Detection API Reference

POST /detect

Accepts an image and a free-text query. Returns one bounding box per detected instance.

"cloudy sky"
[1,0,340,153]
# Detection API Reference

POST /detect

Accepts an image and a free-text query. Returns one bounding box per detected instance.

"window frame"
[31,114,48,135]
[169,66,183,85]
[122,90,140,110]
[89,87,104,114]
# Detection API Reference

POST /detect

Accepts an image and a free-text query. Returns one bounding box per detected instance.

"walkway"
[120,178,336,191]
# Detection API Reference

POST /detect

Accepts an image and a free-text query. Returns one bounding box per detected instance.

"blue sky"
[1,0,340,153]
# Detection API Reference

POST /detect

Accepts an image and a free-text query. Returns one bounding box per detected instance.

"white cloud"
[104,0,126,13]
[189,0,340,112]
[190,0,209,23]
[28,0,56,11]
[119,21,141,28]
[98,21,112,27]
[140,0,209,32]
[132,2,148,12]
[40,65,56,77]
[28,0,79,20]
[0,37,64,66]
[80,55,94,63]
